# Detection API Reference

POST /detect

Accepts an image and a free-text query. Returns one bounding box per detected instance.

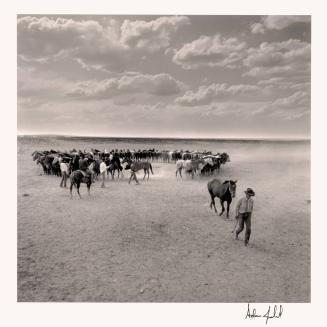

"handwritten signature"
[245,303,283,324]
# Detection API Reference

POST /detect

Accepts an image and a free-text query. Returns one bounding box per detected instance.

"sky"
[17,15,311,138]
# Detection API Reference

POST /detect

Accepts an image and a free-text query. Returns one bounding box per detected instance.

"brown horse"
[122,158,154,184]
[207,179,237,218]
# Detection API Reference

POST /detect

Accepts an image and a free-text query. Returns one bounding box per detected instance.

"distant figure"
[60,160,68,188]
[234,188,255,246]
[100,158,108,188]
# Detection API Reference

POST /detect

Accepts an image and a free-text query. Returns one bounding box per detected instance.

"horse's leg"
[147,168,150,180]
[143,168,146,180]
[129,172,133,184]
[209,192,217,213]
[70,182,73,198]
[77,182,81,199]
[226,201,231,218]
[131,171,139,184]
[179,168,182,178]
[219,199,225,216]
[87,183,90,196]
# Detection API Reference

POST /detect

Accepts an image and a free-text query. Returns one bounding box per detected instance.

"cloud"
[201,101,267,117]
[243,39,310,78]
[172,34,247,69]
[202,91,310,120]
[18,15,189,70]
[18,16,114,60]
[175,83,261,106]
[251,15,310,34]
[250,23,265,34]
[256,91,310,119]
[258,77,310,91]
[17,66,75,102]
[120,16,190,52]
[66,73,184,99]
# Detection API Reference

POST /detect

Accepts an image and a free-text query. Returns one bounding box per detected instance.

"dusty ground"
[17,137,310,302]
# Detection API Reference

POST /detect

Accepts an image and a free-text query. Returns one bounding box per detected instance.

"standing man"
[100,158,109,188]
[60,159,69,188]
[234,188,255,246]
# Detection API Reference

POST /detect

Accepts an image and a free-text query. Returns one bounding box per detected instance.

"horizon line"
[17,133,311,141]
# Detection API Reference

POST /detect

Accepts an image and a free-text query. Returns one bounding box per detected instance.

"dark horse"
[107,157,123,179]
[70,170,92,198]
[207,179,237,218]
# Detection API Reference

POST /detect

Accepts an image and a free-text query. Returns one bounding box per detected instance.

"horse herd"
[32,148,229,178]
[32,148,234,213]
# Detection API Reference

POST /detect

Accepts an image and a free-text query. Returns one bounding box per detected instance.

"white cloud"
[175,83,261,106]
[250,23,265,34]
[67,73,184,99]
[263,15,310,30]
[202,91,310,120]
[201,101,267,117]
[243,39,310,78]
[251,15,310,34]
[18,16,116,59]
[258,77,310,91]
[256,91,310,119]
[18,16,189,70]
[172,34,247,69]
[120,16,189,52]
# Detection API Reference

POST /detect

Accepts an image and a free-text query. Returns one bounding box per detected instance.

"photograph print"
[17,15,310,302]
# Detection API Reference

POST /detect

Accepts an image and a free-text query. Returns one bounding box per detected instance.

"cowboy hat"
[244,188,255,196]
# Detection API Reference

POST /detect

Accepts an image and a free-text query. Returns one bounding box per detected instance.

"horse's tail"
[149,163,154,174]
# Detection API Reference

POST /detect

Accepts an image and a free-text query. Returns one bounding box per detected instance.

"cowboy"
[78,154,91,177]
[234,188,255,246]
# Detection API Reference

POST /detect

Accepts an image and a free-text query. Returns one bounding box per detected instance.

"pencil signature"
[245,303,283,324]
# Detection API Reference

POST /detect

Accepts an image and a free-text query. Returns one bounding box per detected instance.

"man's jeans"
[60,171,67,187]
[235,212,252,244]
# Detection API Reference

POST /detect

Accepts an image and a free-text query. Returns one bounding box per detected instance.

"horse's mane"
[223,180,230,184]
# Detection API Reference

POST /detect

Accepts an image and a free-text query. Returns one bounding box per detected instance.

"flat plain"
[17,136,310,302]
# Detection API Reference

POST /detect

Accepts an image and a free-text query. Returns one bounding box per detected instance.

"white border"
[2,1,326,326]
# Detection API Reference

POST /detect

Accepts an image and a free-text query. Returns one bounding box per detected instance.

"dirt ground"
[17,138,310,302]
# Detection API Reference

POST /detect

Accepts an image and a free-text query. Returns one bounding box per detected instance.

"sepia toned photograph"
[17,14,310,303]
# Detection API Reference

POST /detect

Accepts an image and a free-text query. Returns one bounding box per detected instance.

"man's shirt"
[235,197,254,215]
[100,162,107,174]
[60,162,68,174]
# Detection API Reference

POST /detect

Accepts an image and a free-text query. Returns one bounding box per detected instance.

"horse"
[69,170,92,198]
[107,155,123,179]
[122,158,154,184]
[177,159,205,179]
[207,179,237,218]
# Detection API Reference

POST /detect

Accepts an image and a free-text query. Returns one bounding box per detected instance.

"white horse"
[176,159,206,178]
